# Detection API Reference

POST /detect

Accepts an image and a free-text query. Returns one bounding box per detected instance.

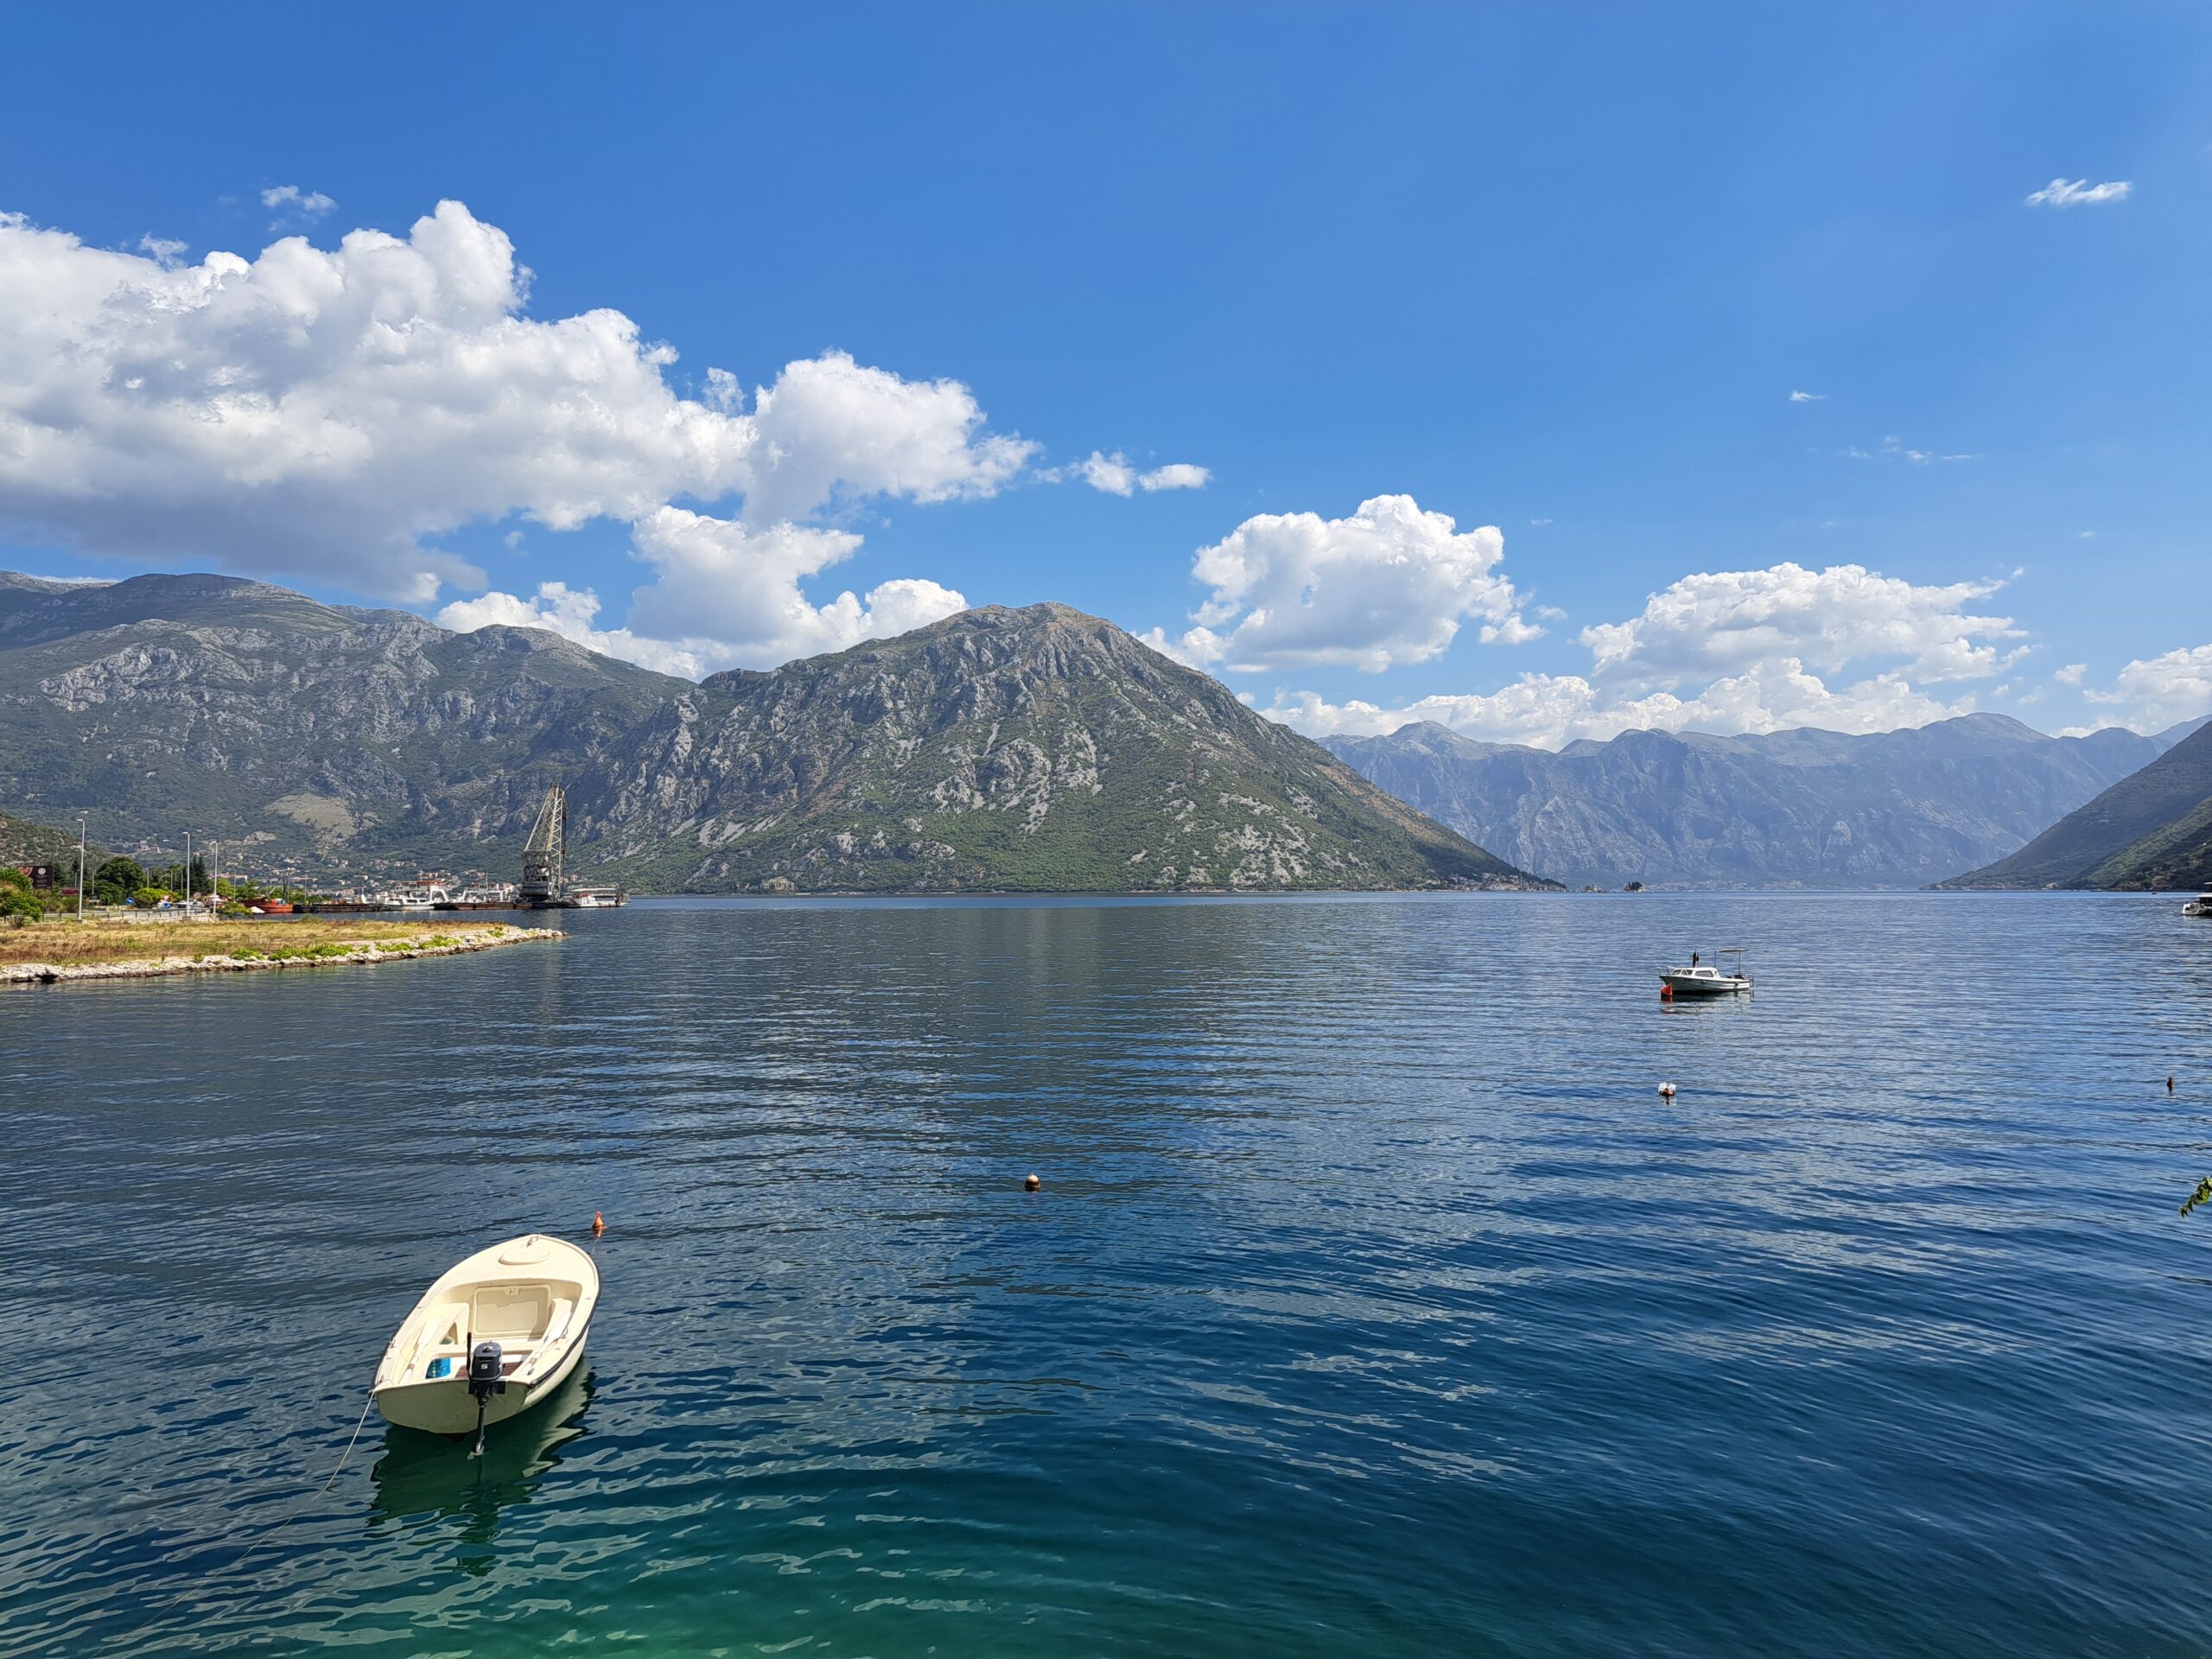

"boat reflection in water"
[366,1364,595,1547]
[1656,988,1756,1016]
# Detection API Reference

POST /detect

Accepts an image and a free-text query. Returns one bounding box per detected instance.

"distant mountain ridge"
[1944,720,2212,889]
[0,570,1538,893]
[1326,715,2189,889]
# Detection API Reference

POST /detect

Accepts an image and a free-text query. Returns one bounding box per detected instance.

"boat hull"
[375,1325,588,1435]
[1660,973,1751,995]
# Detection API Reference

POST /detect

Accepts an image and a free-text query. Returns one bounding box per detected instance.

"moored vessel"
[1661,947,1752,996]
[562,887,627,909]
[372,1234,600,1452]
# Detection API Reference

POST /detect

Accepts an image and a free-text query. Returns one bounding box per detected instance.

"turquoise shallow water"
[4,892,2212,1656]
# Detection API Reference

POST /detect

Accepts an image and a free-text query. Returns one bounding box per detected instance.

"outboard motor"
[467,1340,505,1458]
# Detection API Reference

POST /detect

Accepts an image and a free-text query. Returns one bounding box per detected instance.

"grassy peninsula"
[1,918,559,983]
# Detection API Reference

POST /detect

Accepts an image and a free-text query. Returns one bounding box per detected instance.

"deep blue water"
[4,892,2212,1656]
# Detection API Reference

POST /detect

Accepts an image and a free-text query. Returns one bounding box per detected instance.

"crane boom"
[518,784,566,906]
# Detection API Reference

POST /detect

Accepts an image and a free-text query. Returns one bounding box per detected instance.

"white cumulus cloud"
[260,184,337,219]
[1579,563,2022,687]
[435,581,703,677]
[1146,493,1535,673]
[1268,660,1973,749]
[2026,178,2132,208]
[0,200,1027,665]
[1250,558,2024,748]
[738,351,1034,524]
[1052,451,1211,495]
[442,508,969,676]
[1138,461,1210,492]
[623,505,966,667]
[2082,643,2212,731]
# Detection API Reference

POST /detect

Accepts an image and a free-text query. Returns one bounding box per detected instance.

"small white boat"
[372,1234,599,1448]
[2183,894,2212,918]
[1661,947,1752,996]
[563,887,626,909]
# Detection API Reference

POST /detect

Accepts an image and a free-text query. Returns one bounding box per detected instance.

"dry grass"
[0,916,518,969]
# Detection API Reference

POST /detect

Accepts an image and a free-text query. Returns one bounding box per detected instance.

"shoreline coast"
[2,922,562,986]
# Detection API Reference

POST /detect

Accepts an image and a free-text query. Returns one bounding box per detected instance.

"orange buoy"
[591,1211,606,1236]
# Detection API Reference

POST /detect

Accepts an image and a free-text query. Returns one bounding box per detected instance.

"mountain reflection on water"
[3,892,2211,1657]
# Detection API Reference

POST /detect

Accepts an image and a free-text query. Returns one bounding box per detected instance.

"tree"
[131,886,167,908]
[0,866,40,925]
[149,856,210,895]
[93,855,146,905]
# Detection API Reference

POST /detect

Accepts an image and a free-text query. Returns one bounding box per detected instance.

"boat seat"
[471,1282,556,1341]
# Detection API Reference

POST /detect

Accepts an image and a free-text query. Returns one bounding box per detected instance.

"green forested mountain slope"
[0,809,101,871]
[1945,721,2212,889]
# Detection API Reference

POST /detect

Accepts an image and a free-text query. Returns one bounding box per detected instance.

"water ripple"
[3,893,2211,1656]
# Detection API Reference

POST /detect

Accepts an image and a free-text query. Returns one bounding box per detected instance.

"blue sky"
[1,3,2206,743]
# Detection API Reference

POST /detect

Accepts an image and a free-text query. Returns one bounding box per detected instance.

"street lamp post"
[76,814,86,921]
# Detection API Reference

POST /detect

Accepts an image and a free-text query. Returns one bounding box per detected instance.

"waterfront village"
[0,788,620,927]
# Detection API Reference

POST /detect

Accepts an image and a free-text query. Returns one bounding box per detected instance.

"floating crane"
[519,785,566,907]
[518,783,628,909]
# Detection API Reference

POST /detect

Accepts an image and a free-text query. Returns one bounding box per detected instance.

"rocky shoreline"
[2,925,563,986]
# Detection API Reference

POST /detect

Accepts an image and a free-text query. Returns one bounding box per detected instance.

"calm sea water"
[5,893,2212,1657]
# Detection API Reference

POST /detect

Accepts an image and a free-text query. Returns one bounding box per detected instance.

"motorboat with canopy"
[1660,947,1752,997]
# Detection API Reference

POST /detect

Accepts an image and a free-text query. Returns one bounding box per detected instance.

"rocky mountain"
[574,603,1534,892]
[1944,720,2212,889]
[0,570,709,880]
[1325,715,2186,889]
[0,571,1537,893]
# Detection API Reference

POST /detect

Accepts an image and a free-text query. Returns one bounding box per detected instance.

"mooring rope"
[213,1390,378,1573]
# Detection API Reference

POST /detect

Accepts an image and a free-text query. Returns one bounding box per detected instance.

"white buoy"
[1658,1081,1677,1099]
